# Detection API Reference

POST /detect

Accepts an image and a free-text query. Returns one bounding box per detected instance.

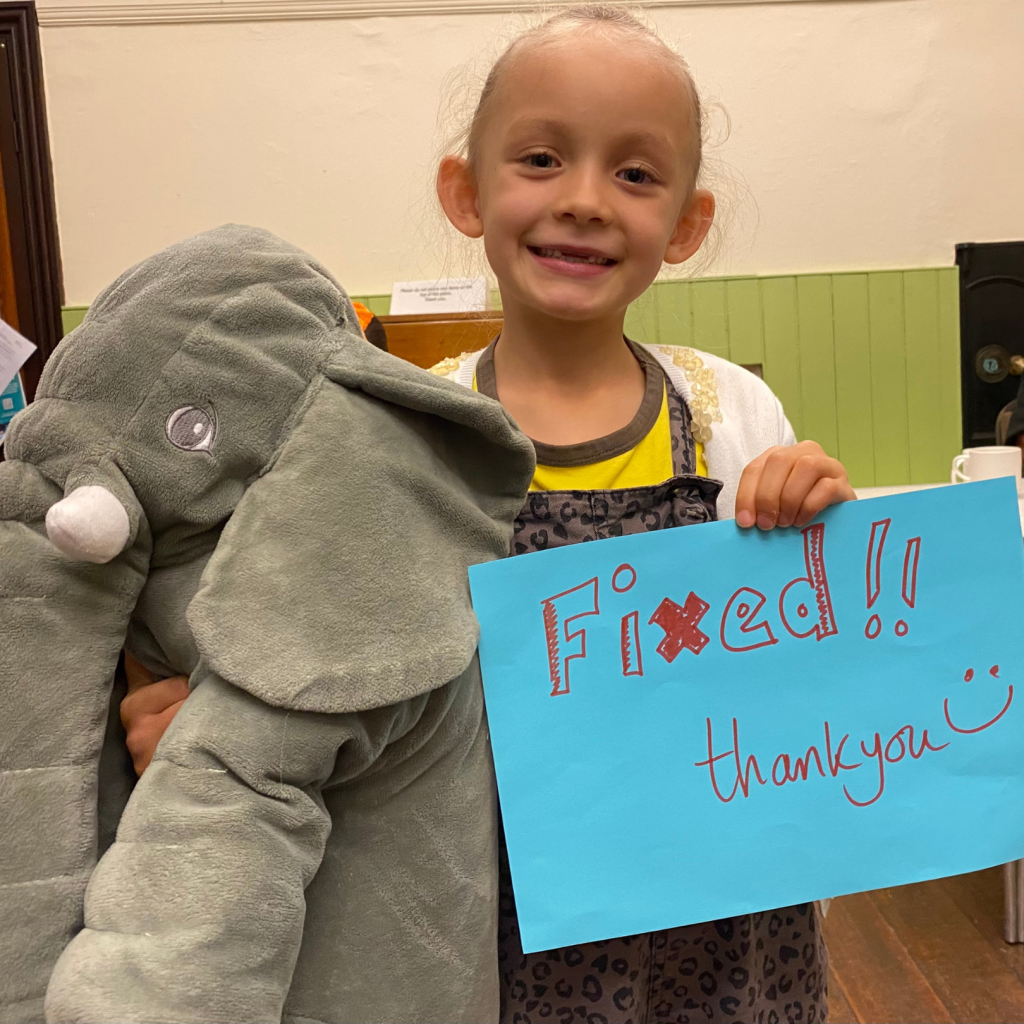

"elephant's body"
[0,226,534,1023]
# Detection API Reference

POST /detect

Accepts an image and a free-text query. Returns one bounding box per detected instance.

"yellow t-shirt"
[529,384,709,490]
[470,341,707,490]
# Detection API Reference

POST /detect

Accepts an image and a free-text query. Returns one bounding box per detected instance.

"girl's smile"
[526,243,619,278]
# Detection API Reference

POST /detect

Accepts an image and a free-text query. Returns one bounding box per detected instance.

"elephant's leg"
[0,472,148,1023]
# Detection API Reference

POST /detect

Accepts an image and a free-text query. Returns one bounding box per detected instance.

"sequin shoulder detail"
[428,353,475,378]
[655,344,723,446]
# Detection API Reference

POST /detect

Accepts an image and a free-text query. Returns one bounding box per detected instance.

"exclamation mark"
[896,537,921,637]
[864,518,890,639]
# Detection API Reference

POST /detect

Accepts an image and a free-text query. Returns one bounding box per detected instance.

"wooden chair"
[378,310,502,369]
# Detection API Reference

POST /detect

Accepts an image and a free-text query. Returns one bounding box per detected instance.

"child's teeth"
[538,248,609,264]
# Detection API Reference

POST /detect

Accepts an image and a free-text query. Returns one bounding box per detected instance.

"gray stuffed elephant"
[0,225,534,1023]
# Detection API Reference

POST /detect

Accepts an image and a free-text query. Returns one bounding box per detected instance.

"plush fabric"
[189,339,537,715]
[0,224,534,1023]
[47,666,500,1024]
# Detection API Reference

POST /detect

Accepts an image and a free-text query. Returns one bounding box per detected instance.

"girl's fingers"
[735,442,854,530]
[794,475,857,527]
[752,446,811,530]
[120,675,190,729]
[123,652,155,694]
[121,663,191,775]
[126,698,186,776]
[733,454,768,528]
[777,450,849,527]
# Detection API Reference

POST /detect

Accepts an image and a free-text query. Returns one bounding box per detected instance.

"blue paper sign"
[469,479,1024,954]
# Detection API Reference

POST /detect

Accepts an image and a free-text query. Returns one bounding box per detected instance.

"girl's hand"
[734,441,856,530]
[121,653,190,776]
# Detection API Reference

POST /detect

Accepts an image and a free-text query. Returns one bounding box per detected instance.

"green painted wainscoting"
[61,266,961,488]
[623,269,962,488]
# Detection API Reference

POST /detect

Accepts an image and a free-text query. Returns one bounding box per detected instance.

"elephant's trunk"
[46,485,132,564]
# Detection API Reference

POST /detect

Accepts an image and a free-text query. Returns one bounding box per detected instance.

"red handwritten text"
[692,700,985,808]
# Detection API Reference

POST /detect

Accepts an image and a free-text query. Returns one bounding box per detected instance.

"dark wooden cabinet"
[0,1,63,402]
[956,241,1024,448]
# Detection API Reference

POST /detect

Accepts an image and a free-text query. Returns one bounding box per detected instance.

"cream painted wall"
[39,0,1024,305]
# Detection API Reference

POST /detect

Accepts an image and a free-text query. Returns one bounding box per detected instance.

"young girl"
[123,8,853,1021]
[431,7,853,1022]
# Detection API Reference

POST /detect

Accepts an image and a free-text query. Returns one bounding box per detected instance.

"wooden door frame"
[0,1,62,400]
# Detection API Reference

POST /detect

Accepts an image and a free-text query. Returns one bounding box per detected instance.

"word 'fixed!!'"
[541,521,922,697]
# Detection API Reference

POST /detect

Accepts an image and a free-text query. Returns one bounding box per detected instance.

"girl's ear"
[437,156,484,239]
[664,189,715,265]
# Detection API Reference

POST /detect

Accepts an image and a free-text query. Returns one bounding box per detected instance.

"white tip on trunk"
[46,485,131,564]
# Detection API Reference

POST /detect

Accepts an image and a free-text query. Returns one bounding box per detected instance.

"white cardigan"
[440,344,797,521]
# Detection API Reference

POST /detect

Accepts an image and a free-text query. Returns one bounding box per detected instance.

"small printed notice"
[389,277,488,315]
[469,480,1024,953]
[0,319,35,394]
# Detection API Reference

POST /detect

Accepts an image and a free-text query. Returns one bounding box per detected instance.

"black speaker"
[956,241,1024,447]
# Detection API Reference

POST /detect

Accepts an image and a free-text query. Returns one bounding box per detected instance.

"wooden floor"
[824,867,1024,1023]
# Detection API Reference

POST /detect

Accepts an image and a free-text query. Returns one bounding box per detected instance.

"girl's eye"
[525,152,556,169]
[619,166,654,185]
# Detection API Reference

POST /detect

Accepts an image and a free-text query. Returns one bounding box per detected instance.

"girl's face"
[442,33,713,324]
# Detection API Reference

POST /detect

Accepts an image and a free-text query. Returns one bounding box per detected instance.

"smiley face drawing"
[944,664,1014,734]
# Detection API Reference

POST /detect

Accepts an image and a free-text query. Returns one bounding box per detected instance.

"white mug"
[951,445,1022,485]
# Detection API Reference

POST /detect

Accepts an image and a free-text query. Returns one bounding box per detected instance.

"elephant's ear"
[187,377,525,714]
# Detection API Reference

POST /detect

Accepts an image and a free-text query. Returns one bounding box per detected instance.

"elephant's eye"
[166,406,217,452]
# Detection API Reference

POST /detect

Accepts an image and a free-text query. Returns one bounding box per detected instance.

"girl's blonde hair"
[458,4,705,191]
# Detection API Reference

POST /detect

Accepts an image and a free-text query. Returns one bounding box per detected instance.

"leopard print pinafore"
[493,351,828,1024]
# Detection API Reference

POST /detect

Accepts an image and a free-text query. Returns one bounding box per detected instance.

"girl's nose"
[553,166,612,224]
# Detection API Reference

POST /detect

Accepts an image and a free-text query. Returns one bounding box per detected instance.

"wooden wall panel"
[655,279,695,349]
[796,275,839,460]
[832,274,875,486]
[725,277,764,368]
[355,293,390,317]
[690,279,729,358]
[936,271,963,478]
[904,271,946,484]
[761,276,804,440]
[867,273,911,486]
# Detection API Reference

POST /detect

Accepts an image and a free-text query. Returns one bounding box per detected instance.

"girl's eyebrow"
[504,117,570,141]
[613,129,677,160]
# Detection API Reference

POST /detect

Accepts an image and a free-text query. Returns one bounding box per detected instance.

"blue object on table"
[469,478,1024,953]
